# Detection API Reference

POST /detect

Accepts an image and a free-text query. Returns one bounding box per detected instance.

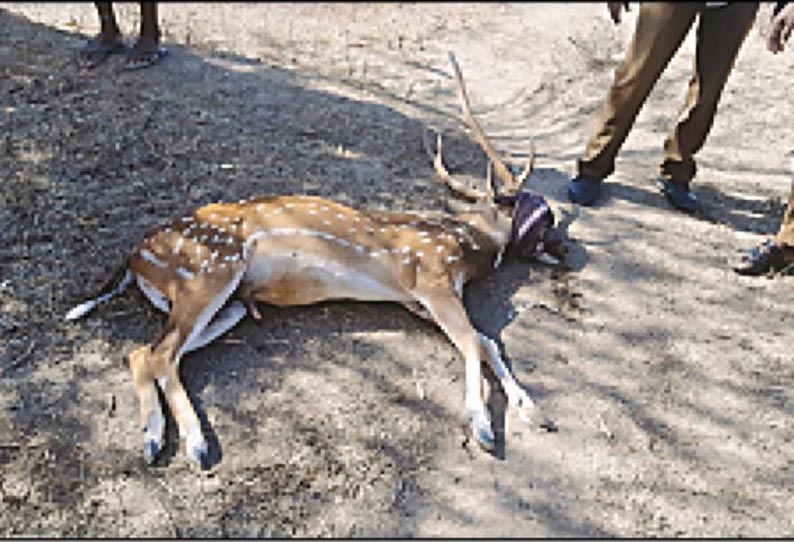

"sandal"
[734,239,786,276]
[79,36,126,69]
[121,45,169,71]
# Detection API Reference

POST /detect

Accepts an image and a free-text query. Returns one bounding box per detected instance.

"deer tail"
[64,261,133,321]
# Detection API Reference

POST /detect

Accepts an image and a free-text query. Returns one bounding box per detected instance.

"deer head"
[425,52,566,265]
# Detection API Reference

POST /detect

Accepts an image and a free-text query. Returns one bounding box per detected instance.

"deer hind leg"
[402,301,436,324]
[130,323,211,468]
[129,268,245,468]
[180,300,247,355]
[414,287,495,452]
[156,300,247,469]
[157,354,209,469]
[129,343,167,464]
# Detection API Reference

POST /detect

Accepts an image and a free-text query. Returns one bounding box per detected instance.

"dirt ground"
[1,2,793,537]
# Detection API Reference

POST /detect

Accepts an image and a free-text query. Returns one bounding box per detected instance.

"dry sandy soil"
[1,2,793,538]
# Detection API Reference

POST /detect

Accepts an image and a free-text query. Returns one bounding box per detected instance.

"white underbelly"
[136,274,170,313]
[243,249,410,304]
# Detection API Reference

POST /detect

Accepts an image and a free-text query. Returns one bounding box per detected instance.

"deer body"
[65,53,560,469]
[128,195,505,311]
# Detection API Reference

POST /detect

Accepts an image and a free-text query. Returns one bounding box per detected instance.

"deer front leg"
[414,288,495,452]
[478,334,544,427]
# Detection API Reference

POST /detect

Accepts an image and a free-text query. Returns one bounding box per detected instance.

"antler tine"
[447,51,518,194]
[485,160,496,202]
[515,139,536,188]
[422,127,489,202]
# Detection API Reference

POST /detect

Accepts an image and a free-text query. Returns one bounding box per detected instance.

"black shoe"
[734,240,786,276]
[568,175,603,206]
[660,179,699,214]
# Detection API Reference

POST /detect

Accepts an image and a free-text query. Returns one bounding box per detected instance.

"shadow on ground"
[0,8,587,537]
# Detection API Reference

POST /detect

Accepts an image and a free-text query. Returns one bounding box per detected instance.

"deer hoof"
[186,434,210,470]
[197,450,211,471]
[143,437,162,465]
[470,411,495,452]
[539,417,558,433]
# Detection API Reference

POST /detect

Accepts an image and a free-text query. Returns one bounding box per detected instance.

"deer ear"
[536,251,561,266]
[541,231,568,263]
[494,193,518,207]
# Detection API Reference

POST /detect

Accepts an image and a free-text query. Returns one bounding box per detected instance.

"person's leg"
[570,3,699,205]
[123,2,167,70]
[734,181,794,276]
[80,2,125,67]
[96,2,121,39]
[773,181,794,255]
[138,2,161,47]
[660,3,759,189]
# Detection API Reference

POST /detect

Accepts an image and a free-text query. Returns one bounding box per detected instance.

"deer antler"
[422,128,492,202]
[447,51,535,194]
[515,140,536,187]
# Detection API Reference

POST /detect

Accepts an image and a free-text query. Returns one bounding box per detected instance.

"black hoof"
[473,423,496,453]
[198,450,211,471]
[144,440,161,465]
[539,418,558,432]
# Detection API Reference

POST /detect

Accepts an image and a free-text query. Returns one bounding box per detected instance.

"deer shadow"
[463,261,570,459]
[450,166,587,460]
[21,7,589,472]
[149,165,587,469]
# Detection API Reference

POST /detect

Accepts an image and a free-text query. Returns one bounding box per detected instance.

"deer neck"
[453,205,512,277]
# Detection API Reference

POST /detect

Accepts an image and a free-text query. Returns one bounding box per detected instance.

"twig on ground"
[5,340,35,373]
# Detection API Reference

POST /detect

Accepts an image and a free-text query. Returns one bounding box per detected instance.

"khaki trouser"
[577,2,759,185]
[775,180,794,247]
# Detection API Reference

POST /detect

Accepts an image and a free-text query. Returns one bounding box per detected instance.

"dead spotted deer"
[65,52,564,469]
